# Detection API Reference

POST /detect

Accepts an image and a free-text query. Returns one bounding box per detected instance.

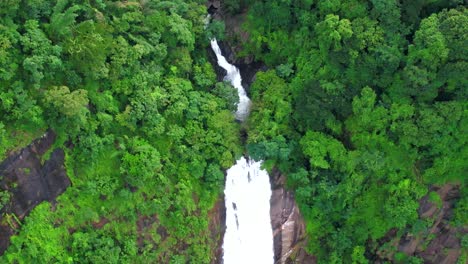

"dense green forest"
[0,0,238,263]
[0,0,467,263]
[234,0,467,263]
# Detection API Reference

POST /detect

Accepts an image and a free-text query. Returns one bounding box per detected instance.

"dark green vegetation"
[238,0,467,263]
[0,0,239,263]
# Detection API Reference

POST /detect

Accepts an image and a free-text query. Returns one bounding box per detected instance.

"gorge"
[210,38,274,264]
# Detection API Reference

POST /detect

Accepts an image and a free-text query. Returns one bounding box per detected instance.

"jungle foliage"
[238,0,467,263]
[0,0,238,263]
[0,0,467,263]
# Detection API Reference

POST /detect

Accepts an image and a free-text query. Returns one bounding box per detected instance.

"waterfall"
[210,39,274,264]
[210,40,251,122]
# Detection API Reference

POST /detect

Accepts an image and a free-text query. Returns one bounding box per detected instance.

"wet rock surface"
[270,170,315,264]
[0,131,70,254]
[208,196,226,264]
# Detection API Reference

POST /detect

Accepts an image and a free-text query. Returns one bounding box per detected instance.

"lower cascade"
[210,39,274,264]
[224,157,273,264]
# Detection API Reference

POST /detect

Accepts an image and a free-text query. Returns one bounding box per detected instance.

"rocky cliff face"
[375,184,466,264]
[396,184,465,263]
[270,170,315,264]
[0,131,70,254]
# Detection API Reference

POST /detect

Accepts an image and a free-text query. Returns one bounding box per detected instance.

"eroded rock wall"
[270,170,315,264]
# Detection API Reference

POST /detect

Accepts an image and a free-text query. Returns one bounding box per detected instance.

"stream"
[210,39,274,264]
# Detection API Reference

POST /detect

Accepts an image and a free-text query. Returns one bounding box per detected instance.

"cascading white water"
[223,157,274,264]
[210,39,274,264]
[210,40,251,122]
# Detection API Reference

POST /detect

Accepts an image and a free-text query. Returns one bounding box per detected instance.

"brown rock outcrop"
[270,170,315,264]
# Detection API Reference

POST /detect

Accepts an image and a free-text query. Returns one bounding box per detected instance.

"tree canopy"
[239,1,467,262]
[0,0,238,262]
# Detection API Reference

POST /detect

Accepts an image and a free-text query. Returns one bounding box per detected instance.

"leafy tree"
[0,22,21,82]
[71,231,123,264]
[315,14,353,53]
[64,20,111,79]
[46,1,80,41]
[212,82,239,112]
[205,20,226,41]
[193,61,216,90]
[21,20,63,88]
[120,138,162,188]
[165,13,195,51]
[43,86,89,129]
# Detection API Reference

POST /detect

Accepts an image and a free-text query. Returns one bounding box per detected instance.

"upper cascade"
[210,39,251,122]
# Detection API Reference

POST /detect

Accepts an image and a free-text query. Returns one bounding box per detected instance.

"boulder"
[0,131,71,254]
